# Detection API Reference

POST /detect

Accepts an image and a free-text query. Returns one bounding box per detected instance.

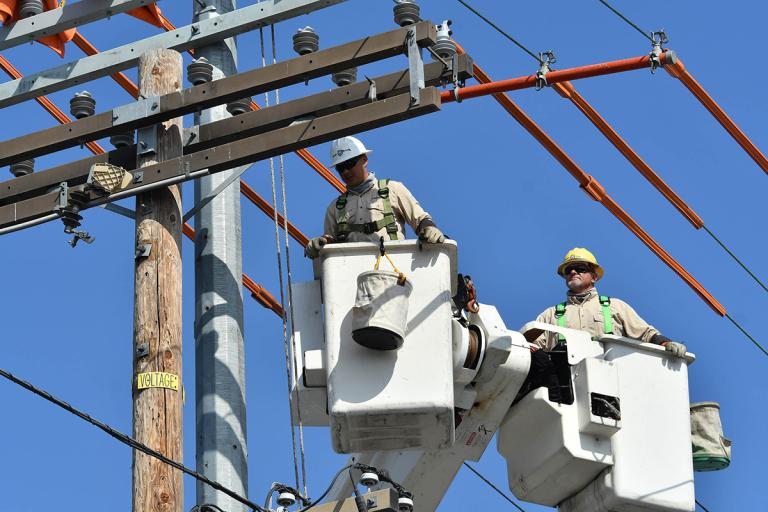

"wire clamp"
[54,183,94,247]
[649,30,669,74]
[365,75,377,102]
[535,51,556,91]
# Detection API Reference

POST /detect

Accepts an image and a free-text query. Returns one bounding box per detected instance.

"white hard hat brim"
[331,149,372,168]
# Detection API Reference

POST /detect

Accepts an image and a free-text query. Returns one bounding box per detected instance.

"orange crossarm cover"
[127,4,164,29]
[0,0,76,57]
[454,42,726,316]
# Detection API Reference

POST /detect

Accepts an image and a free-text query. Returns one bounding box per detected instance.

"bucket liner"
[352,269,413,350]
[690,401,731,471]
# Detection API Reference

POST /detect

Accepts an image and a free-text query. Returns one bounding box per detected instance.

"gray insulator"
[110,132,134,149]
[432,20,456,60]
[19,0,44,18]
[293,27,319,55]
[70,91,96,119]
[187,57,214,85]
[332,68,357,87]
[10,159,34,177]
[226,98,252,116]
[393,0,420,27]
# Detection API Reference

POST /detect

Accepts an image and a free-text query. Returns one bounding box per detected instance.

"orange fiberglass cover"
[0,1,163,57]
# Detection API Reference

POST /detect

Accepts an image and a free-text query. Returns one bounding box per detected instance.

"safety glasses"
[563,264,593,275]
[335,155,361,174]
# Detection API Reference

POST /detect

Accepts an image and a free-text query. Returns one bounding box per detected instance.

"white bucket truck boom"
[290,240,696,511]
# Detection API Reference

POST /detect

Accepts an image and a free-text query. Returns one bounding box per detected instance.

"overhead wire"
[462,463,528,512]
[270,22,309,498]
[695,498,713,512]
[596,0,655,42]
[452,6,767,354]
[260,25,303,497]
[0,365,265,512]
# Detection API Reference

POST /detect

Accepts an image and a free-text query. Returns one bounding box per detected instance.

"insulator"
[359,472,379,487]
[276,491,297,507]
[332,68,357,87]
[393,0,420,27]
[19,0,43,18]
[226,98,252,116]
[432,20,456,61]
[70,91,96,119]
[110,132,134,149]
[293,26,320,55]
[10,159,34,177]
[398,496,414,512]
[187,57,214,85]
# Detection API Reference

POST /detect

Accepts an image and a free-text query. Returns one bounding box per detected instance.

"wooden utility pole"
[132,48,184,512]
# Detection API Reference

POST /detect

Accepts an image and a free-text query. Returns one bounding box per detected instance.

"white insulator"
[332,68,357,87]
[393,0,420,27]
[276,491,297,507]
[10,159,34,177]
[398,496,414,512]
[19,0,43,18]
[432,20,457,61]
[293,26,320,55]
[70,91,96,119]
[359,472,380,488]
[187,57,214,85]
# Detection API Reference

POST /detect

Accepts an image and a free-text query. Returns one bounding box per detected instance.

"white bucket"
[352,269,413,350]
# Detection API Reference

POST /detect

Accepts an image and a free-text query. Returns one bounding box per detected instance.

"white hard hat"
[329,136,372,167]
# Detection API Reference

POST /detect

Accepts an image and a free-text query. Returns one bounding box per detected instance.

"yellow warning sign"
[136,372,179,391]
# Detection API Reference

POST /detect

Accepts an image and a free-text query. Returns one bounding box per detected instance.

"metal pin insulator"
[19,0,43,18]
[226,98,253,116]
[332,68,358,87]
[432,20,456,60]
[110,132,134,149]
[187,57,214,85]
[393,0,420,27]
[10,159,34,177]
[293,26,320,55]
[70,91,96,119]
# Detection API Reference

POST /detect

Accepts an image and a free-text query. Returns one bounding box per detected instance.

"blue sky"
[1,1,766,510]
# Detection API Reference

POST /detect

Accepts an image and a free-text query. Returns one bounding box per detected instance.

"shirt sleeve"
[613,298,660,343]
[323,200,338,238]
[389,181,431,235]
[532,307,558,350]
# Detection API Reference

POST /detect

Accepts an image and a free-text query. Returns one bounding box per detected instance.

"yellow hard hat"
[557,247,604,280]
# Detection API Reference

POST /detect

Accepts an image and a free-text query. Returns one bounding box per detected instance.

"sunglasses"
[563,264,593,275]
[335,155,362,174]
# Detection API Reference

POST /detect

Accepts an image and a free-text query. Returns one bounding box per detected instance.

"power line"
[0,365,265,512]
[696,498,714,512]
[455,0,542,63]
[702,225,768,294]
[462,462,528,512]
[596,0,654,42]
[725,313,768,357]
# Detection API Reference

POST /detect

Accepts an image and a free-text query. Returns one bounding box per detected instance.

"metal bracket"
[54,182,69,211]
[185,125,199,147]
[405,27,425,106]
[133,171,144,184]
[365,75,377,102]
[535,51,557,91]
[137,125,158,157]
[649,30,669,74]
[135,243,152,259]
[136,342,149,358]
[112,95,161,127]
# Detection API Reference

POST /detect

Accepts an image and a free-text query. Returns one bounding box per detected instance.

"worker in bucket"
[304,136,445,258]
[520,247,687,403]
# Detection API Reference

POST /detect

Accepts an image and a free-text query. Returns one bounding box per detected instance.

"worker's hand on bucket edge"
[662,341,687,358]
[305,236,332,259]
[419,225,445,244]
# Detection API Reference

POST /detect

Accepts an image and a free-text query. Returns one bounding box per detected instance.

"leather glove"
[419,225,445,244]
[304,236,331,259]
[662,341,687,358]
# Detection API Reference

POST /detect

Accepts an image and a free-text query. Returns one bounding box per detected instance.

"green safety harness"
[554,295,613,343]
[335,178,398,241]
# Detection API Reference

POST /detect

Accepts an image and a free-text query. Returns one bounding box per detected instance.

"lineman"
[523,247,687,402]
[304,136,445,258]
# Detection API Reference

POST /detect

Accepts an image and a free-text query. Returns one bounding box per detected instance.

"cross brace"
[0,21,437,166]
[0,88,441,232]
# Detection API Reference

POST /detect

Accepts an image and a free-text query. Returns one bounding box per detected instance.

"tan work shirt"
[532,288,660,351]
[323,179,432,243]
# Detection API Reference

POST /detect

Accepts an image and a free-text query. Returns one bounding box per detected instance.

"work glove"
[304,236,332,259]
[662,341,687,358]
[419,225,445,244]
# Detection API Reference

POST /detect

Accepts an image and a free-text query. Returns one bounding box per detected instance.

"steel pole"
[193,2,248,511]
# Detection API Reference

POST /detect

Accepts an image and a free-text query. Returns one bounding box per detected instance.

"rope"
[702,226,768,294]
[271,23,309,499]
[0,366,265,512]
[462,463,528,512]
[725,313,768,357]
[455,0,542,63]
[260,26,301,494]
[596,0,655,42]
